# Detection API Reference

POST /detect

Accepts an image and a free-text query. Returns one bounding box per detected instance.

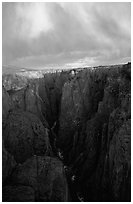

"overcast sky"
[2,2,131,69]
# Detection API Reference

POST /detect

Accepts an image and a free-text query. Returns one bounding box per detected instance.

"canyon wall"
[2,63,131,201]
[2,71,71,202]
[58,63,131,201]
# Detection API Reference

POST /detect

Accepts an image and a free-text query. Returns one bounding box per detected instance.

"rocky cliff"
[2,63,131,201]
[58,63,131,201]
[2,71,71,202]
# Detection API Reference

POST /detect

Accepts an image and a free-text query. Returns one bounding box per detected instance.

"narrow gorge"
[2,63,131,202]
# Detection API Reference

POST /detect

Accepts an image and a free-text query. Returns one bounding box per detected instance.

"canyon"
[2,63,131,201]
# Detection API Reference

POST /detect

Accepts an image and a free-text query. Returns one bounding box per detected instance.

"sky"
[2,2,131,69]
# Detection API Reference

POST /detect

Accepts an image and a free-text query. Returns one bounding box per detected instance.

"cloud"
[15,3,53,39]
[2,2,131,69]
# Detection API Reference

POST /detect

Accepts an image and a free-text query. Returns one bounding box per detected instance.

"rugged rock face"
[2,70,71,202]
[108,119,131,201]
[6,81,49,127]
[3,111,51,163]
[2,140,16,184]
[3,156,69,202]
[2,63,131,202]
[2,86,11,121]
[3,73,28,91]
[58,68,107,164]
[57,63,131,201]
[3,71,70,128]
[38,71,70,128]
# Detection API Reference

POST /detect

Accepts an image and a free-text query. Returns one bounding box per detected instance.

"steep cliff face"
[57,63,131,201]
[38,71,70,128]
[2,71,70,202]
[2,63,131,202]
[3,71,70,128]
[2,86,11,121]
[58,69,107,161]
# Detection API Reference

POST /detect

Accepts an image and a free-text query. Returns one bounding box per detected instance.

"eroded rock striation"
[57,63,131,201]
[38,71,70,127]
[2,63,131,201]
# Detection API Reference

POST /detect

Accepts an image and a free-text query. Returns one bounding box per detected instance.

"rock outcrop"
[3,156,69,202]
[2,73,28,91]
[3,110,51,163]
[6,81,49,128]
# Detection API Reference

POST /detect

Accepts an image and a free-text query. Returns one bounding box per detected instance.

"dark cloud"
[2,2,131,69]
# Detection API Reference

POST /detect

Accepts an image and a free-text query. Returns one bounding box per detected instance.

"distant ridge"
[2,62,131,75]
[2,65,37,74]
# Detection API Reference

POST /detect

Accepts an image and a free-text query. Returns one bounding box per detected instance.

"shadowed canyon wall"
[2,63,131,201]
